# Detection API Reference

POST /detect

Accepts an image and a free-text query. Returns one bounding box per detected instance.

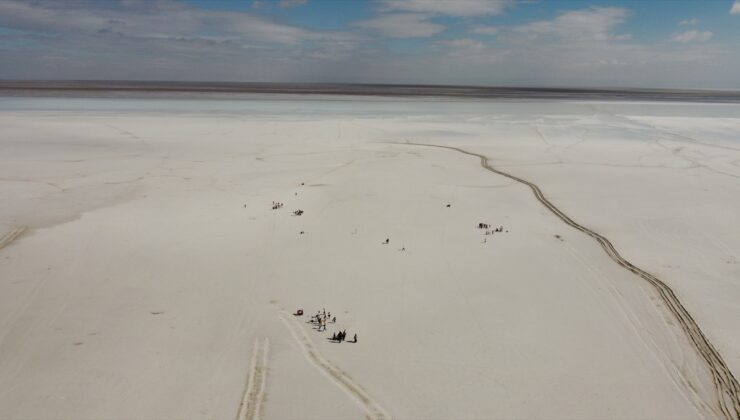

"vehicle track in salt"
[237,338,270,420]
[0,227,26,250]
[396,141,740,420]
[277,309,391,420]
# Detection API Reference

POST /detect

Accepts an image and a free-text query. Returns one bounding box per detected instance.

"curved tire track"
[277,310,391,420]
[398,141,740,420]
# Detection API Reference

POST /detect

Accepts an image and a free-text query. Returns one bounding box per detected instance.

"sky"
[1,0,739,89]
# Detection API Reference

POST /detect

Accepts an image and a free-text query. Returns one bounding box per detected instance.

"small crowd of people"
[479,223,508,243]
[272,201,284,210]
[478,222,506,234]
[308,309,335,331]
[293,209,304,216]
[485,225,505,235]
[332,330,357,343]
[296,308,357,344]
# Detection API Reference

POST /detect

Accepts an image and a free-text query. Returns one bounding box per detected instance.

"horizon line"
[2,79,740,102]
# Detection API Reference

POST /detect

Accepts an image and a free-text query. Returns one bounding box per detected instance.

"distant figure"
[300,231,305,235]
[332,316,336,323]
[353,334,357,343]
[400,246,405,251]
[446,204,451,208]
[332,332,337,341]
[383,238,389,244]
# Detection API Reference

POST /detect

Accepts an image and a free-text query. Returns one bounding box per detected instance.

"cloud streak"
[356,13,445,38]
[0,0,340,45]
[672,30,713,43]
[279,0,308,8]
[502,7,631,42]
[380,0,512,17]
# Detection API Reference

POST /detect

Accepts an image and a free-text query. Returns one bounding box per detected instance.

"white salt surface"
[1,97,739,419]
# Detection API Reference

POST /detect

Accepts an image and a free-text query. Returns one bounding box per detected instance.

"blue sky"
[1,0,739,89]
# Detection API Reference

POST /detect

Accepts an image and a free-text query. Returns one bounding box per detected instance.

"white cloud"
[732,1,740,14]
[472,26,499,36]
[503,7,630,42]
[356,13,445,38]
[439,38,486,50]
[380,0,512,17]
[679,18,698,25]
[279,0,308,8]
[672,30,713,43]
[0,0,334,45]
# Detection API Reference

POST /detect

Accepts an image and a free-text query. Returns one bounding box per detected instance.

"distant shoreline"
[2,80,740,103]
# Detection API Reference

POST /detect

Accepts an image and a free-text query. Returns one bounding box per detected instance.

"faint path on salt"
[0,227,26,250]
[237,338,269,420]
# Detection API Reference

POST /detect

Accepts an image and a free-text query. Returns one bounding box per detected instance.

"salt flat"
[0,97,739,419]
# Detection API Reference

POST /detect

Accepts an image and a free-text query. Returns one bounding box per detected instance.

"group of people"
[478,222,505,234]
[301,308,357,344]
[484,225,505,235]
[272,201,284,210]
[479,223,507,243]
[332,330,357,343]
[293,209,304,216]
[310,309,336,332]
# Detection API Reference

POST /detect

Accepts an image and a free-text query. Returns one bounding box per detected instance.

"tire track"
[237,338,270,420]
[277,310,391,420]
[396,141,740,420]
[0,227,26,250]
